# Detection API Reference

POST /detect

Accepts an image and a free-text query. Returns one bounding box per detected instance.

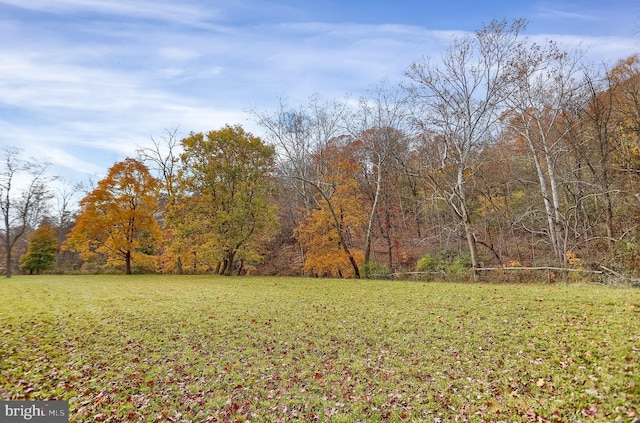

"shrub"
[416,251,472,279]
[452,253,472,270]
[416,254,436,272]
[363,261,390,278]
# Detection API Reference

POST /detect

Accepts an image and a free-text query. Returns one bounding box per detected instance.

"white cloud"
[0,0,215,25]
[44,148,105,175]
[0,69,139,115]
[159,48,201,62]
[1,1,638,193]
[527,33,639,63]
[535,6,598,21]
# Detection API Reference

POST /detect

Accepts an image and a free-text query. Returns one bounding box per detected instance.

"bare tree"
[350,82,411,275]
[253,95,364,278]
[137,128,182,204]
[51,178,82,269]
[253,101,317,241]
[253,96,347,213]
[0,147,53,277]
[404,19,526,273]
[137,128,183,273]
[562,63,619,256]
[503,41,585,264]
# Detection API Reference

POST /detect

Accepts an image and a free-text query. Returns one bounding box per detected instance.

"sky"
[1,0,639,193]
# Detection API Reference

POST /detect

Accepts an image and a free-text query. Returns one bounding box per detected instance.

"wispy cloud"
[0,0,215,25]
[0,0,637,185]
[535,6,598,21]
[527,33,639,63]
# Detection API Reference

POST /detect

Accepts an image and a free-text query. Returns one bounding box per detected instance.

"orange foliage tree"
[609,55,640,170]
[64,158,162,274]
[294,138,367,277]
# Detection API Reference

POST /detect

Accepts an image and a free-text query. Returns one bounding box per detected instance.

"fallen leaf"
[581,405,598,417]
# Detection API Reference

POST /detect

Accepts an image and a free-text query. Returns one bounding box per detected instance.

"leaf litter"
[0,275,638,422]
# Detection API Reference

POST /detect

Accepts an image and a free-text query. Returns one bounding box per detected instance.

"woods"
[3,20,640,278]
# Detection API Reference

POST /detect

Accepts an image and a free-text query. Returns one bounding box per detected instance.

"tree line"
[3,19,640,279]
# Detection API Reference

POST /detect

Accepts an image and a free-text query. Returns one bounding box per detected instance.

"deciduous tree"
[294,137,367,278]
[137,128,185,273]
[64,158,161,274]
[254,95,366,277]
[503,40,584,264]
[573,64,618,249]
[252,96,349,228]
[405,19,526,273]
[351,83,411,275]
[175,125,278,276]
[19,223,57,274]
[0,147,53,278]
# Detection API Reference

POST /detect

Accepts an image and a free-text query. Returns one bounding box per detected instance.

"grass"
[0,275,638,422]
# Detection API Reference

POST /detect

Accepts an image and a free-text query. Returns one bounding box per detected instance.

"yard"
[0,275,638,422]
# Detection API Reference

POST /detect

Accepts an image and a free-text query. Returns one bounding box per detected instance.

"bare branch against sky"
[0,0,637,188]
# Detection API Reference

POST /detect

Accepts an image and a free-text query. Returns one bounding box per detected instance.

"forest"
[3,20,640,280]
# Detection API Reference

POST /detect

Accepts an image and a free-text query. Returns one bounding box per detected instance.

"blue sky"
[0,0,638,190]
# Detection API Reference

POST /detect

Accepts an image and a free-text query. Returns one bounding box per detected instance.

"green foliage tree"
[172,125,278,275]
[19,223,58,274]
[0,147,53,277]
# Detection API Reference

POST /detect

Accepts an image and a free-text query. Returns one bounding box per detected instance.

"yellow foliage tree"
[170,125,279,275]
[19,223,58,274]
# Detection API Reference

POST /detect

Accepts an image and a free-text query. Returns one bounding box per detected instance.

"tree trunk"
[5,245,11,278]
[4,211,11,278]
[462,209,480,281]
[384,203,394,271]
[314,183,361,278]
[176,256,183,274]
[222,251,236,276]
[125,250,132,274]
[364,155,383,277]
[456,168,479,273]
[544,142,566,264]
[364,236,373,277]
[526,136,562,263]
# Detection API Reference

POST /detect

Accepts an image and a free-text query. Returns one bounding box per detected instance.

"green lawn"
[0,275,638,422]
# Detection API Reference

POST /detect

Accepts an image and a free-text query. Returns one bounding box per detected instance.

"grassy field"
[0,275,638,422]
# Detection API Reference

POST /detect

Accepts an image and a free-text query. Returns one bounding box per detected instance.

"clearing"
[0,275,638,422]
